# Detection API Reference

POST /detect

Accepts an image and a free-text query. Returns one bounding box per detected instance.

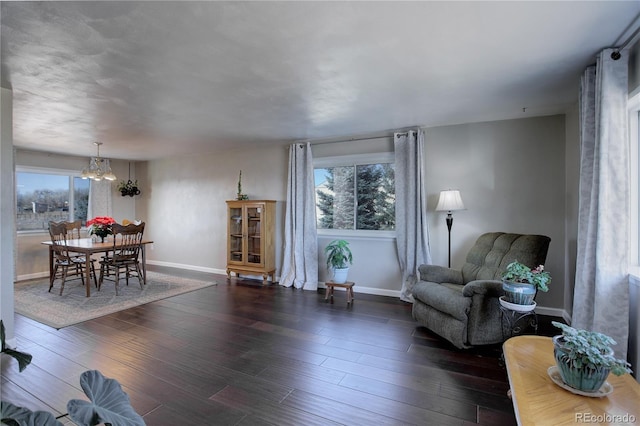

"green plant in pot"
[324,239,353,284]
[501,261,551,305]
[552,321,632,393]
[117,179,140,197]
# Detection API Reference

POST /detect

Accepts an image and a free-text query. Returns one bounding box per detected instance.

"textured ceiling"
[2,1,640,160]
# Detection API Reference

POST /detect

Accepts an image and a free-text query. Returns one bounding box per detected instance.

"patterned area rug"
[14,271,217,329]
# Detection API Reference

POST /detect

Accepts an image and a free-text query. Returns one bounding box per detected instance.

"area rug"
[14,271,217,329]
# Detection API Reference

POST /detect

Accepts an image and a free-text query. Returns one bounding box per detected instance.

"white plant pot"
[331,267,349,284]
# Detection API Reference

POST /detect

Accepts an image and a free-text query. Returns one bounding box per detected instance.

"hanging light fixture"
[81,142,116,181]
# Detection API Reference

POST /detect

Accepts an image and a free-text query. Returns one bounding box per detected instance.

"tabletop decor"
[86,216,116,242]
[501,261,551,305]
[551,321,632,393]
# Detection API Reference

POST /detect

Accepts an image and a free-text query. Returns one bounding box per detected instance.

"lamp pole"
[435,189,465,269]
[446,211,453,268]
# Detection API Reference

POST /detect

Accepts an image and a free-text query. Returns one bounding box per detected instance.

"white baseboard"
[16,271,48,282]
[146,260,226,275]
[534,306,567,319]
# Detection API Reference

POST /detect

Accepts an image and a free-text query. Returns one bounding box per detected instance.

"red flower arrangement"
[86,216,116,241]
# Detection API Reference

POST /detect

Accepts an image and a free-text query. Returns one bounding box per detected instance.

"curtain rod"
[611,22,640,60]
[308,130,415,146]
[308,134,393,146]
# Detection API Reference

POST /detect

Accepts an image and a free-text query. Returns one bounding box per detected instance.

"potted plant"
[551,321,632,393]
[117,179,140,197]
[324,239,353,284]
[86,216,116,242]
[0,320,144,425]
[501,260,551,305]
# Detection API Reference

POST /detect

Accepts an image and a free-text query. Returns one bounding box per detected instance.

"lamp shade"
[435,190,465,212]
[80,142,116,181]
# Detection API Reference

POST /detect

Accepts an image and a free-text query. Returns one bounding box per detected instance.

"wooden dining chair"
[48,221,90,295]
[98,222,145,295]
[64,219,83,239]
[64,220,98,285]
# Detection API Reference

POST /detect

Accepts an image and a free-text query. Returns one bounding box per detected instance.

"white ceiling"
[2,1,640,161]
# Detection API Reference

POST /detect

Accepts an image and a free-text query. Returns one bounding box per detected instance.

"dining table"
[42,238,153,297]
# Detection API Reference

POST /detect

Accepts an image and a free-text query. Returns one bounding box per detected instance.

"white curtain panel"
[394,129,432,303]
[280,142,318,290]
[573,48,629,358]
[87,180,113,220]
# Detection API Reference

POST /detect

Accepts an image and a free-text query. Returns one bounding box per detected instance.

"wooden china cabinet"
[226,200,276,284]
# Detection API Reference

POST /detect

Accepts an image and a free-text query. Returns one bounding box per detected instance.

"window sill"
[317,229,396,241]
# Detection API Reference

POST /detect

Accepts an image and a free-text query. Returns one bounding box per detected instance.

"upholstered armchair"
[412,232,551,349]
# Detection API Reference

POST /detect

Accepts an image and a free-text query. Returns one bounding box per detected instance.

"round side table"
[499,297,538,340]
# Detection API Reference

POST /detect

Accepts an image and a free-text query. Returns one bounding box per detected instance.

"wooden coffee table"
[503,335,640,425]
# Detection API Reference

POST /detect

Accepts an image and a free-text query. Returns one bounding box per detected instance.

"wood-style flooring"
[2,267,562,425]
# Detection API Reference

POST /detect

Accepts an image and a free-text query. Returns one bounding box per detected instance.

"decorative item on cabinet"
[236,170,249,200]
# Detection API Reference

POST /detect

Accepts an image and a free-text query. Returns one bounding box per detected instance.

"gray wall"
[136,145,288,274]
[12,114,569,314]
[133,115,568,312]
[425,115,566,312]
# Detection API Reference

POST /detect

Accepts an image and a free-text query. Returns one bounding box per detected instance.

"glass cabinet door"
[229,206,243,263]
[246,205,263,266]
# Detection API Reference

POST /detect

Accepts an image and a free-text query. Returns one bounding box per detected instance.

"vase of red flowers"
[87,216,116,242]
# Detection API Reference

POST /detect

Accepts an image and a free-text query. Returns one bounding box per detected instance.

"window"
[16,168,90,232]
[314,153,395,233]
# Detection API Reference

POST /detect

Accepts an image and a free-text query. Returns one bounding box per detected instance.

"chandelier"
[81,142,116,181]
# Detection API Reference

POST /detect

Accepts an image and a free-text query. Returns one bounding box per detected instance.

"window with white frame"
[16,168,90,232]
[314,153,395,233]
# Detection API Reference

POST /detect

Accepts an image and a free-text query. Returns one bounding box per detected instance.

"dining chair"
[64,219,83,239]
[48,221,90,295]
[98,222,145,295]
[64,220,98,286]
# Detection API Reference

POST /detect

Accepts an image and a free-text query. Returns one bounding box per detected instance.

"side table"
[500,306,538,340]
[503,336,640,425]
[499,298,538,340]
[325,281,354,305]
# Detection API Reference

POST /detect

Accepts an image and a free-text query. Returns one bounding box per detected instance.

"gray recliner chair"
[412,232,551,349]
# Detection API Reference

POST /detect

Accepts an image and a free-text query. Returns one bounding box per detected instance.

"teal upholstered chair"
[412,232,551,349]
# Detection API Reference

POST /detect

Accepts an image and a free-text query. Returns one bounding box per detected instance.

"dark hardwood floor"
[2,267,563,425]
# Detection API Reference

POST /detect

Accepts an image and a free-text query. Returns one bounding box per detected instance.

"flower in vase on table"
[86,216,116,239]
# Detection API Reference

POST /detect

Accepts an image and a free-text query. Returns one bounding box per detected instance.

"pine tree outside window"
[314,153,395,233]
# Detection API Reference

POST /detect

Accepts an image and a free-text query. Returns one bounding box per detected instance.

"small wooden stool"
[325,281,355,305]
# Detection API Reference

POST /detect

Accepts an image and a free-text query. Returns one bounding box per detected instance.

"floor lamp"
[435,190,465,268]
